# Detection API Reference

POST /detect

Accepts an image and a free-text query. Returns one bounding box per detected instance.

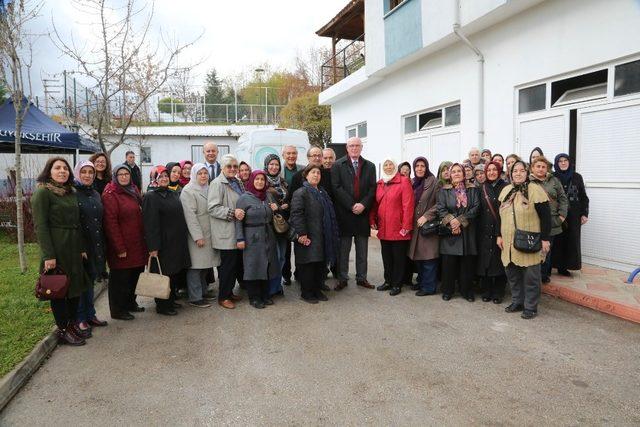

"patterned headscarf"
[263,154,286,200]
[449,163,468,208]
[112,164,141,203]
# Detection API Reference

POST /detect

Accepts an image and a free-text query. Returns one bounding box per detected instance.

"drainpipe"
[453,0,485,149]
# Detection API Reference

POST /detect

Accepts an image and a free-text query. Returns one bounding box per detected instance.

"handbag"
[35,266,70,300]
[512,203,542,253]
[135,256,171,300]
[272,212,289,234]
[419,219,440,236]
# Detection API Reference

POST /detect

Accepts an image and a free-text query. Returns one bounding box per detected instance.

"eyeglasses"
[117,172,130,177]
[225,165,238,169]
[308,154,322,158]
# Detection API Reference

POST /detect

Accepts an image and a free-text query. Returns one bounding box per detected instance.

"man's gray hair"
[323,148,336,157]
[282,145,298,154]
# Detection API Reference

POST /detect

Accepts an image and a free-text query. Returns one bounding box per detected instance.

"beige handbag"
[272,212,289,234]
[135,256,171,300]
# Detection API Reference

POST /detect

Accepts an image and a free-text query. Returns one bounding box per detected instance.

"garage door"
[517,113,568,161]
[577,101,640,271]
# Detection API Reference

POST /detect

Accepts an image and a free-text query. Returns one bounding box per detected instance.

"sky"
[26,0,348,96]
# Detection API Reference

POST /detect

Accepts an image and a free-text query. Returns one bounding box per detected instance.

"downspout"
[453,0,485,149]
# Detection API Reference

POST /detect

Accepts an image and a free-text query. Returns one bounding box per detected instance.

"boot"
[69,322,92,339]
[58,328,86,346]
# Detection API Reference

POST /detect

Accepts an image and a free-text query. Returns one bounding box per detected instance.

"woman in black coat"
[551,153,589,275]
[476,161,507,304]
[142,166,191,315]
[436,163,480,302]
[291,165,340,303]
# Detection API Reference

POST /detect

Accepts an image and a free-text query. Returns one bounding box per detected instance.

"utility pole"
[42,78,61,115]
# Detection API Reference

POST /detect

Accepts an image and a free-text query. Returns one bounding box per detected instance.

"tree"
[51,0,201,155]
[157,97,184,114]
[0,0,42,273]
[204,68,233,121]
[279,92,331,147]
[0,81,6,99]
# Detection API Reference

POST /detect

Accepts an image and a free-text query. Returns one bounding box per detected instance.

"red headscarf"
[245,170,268,201]
[178,160,192,187]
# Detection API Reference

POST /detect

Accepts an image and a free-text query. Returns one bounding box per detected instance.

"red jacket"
[370,173,414,241]
[102,182,148,269]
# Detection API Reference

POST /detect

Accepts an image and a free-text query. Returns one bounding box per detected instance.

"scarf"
[411,156,431,201]
[529,146,544,165]
[165,162,181,187]
[504,160,530,201]
[112,164,141,203]
[245,170,267,200]
[449,163,468,208]
[187,163,209,197]
[303,181,340,266]
[553,153,574,186]
[263,154,286,201]
[437,161,452,187]
[381,158,397,183]
[178,160,192,187]
[42,180,73,196]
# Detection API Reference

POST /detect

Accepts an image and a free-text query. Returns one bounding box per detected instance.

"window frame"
[402,102,461,137]
[140,146,152,165]
[346,121,368,142]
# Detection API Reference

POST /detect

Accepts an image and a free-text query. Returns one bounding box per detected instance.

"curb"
[0,280,107,412]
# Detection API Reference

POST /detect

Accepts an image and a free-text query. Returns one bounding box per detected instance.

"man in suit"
[331,137,376,290]
[125,150,142,190]
[287,146,333,202]
[203,142,221,183]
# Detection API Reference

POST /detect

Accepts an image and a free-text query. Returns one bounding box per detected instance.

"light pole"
[255,68,268,123]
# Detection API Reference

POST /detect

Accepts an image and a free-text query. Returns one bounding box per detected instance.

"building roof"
[316,0,364,40]
[119,125,276,138]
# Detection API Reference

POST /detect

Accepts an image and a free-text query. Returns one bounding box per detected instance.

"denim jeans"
[268,237,287,296]
[416,259,438,293]
[77,286,96,323]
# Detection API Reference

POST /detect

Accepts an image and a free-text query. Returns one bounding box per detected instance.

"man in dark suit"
[125,150,142,191]
[203,142,221,183]
[287,146,333,202]
[331,137,376,290]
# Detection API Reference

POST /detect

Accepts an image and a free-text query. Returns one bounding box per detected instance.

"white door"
[402,135,430,166]
[431,131,461,169]
[516,112,569,161]
[577,100,640,271]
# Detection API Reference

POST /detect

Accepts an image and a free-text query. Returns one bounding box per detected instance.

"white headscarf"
[188,162,209,194]
[381,158,397,183]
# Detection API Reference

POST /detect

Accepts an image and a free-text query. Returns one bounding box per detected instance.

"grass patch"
[0,233,53,377]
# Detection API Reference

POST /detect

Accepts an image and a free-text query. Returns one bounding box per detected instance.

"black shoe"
[111,312,134,320]
[156,309,177,316]
[301,296,319,304]
[492,298,503,304]
[505,303,524,313]
[482,296,492,302]
[558,270,572,277]
[389,287,401,296]
[189,300,211,308]
[415,290,434,296]
[250,300,265,309]
[442,294,452,301]
[377,283,391,291]
[128,305,145,312]
[283,278,292,286]
[521,309,537,319]
[315,292,328,301]
[172,302,182,309]
[264,298,274,306]
[542,277,551,284]
[465,295,475,302]
[321,284,331,292]
[410,284,420,291]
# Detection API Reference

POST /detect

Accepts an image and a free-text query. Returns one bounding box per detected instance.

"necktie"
[353,160,358,171]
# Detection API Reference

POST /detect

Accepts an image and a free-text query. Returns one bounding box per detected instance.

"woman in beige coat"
[208,154,245,309]
[407,157,439,296]
[180,163,221,308]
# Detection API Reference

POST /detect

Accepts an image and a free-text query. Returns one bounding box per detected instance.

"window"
[519,84,546,114]
[444,104,461,126]
[384,0,405,14]
[404,115,417,134]
[419,111,442,130]
[140,147,151,164]
[346,122,367,140]
[614,59,640,97]
[551,69,608,107]
[403,103,460,135]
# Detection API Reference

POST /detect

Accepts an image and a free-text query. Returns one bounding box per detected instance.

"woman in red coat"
[370,158,414,296]
[102,163,148,320]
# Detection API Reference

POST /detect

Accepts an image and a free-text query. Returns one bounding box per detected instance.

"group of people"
[31,139,589,346]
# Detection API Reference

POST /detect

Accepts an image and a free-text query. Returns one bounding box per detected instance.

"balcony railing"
[321,34,365,90]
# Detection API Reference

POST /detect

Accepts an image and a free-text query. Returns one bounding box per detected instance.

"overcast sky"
[27,0,347,95]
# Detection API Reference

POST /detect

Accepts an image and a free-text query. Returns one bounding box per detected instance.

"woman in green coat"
[31,157,93,346]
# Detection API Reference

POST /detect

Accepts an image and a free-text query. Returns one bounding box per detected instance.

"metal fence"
[154,101,285,124]
[321,34,365,90]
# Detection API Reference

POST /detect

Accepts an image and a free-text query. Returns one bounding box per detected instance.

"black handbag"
[512,203,541,253]
[419,219,440,236]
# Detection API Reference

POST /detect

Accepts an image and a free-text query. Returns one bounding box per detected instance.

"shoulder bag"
[35,266,70,300]
[272,212,289,234]
[135,256,171,300]
[512,202,542,253]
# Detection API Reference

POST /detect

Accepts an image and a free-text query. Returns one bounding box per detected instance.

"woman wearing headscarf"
[238,161,252,185]
[165,162,183,193]
[481,149,492,164]
[290,165,340,303]
[407,157,439,296]
[370,158,414,296]
[179,160,193,187]
[551,154,589,276]
[208,154,245,309]
[89,152,111,195]
[180,163,221,308]
[505,154,522,183]
[73,160,108,334]
[398,161,411,179]
[436,163,480,301]
[437,161,453,189]
[491,154,506,181]
[476,161,508,304]
[31,157,93,345]
[497,160,552,319]
[463,163,474,185]
[473,164,486,186]
[102,164,148,320]
[147,166,160,192]
[142,166,191,315]
[529,155,568,283]
[528,147,544,167]
[263,154,289,297]
[235,170,279,308]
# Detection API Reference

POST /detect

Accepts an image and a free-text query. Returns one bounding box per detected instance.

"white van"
[234,128,310,169]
